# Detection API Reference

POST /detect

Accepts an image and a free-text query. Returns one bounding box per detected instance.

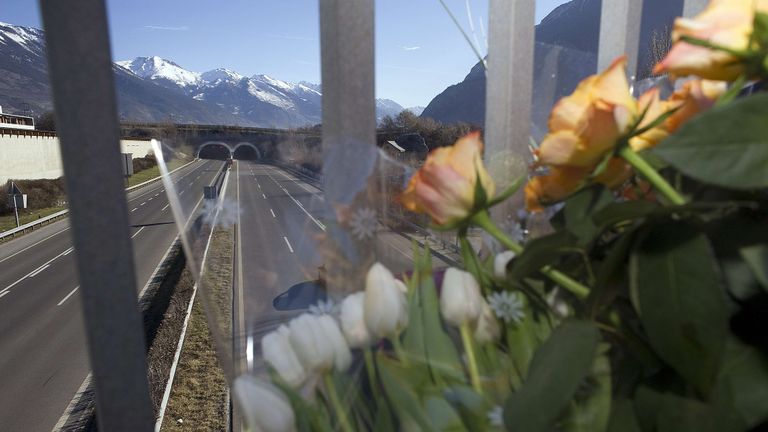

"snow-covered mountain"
[0,22,407,128]
[117,55,405,127]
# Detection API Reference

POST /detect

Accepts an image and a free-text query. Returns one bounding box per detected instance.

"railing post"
[39,0,154,430]
[485,0,536,225]
[319,0,376,291]
[598,0,645,79]
[683,0,707,17]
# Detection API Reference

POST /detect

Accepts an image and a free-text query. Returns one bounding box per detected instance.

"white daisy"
[487,405,504,428]
[488,291,525,324]
[309,299,337,316]
[349,207,377,240]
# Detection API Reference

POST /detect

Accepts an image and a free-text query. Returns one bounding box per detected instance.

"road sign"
[121,153,134,177]
[7,182,22,195]
[8,194,27,209]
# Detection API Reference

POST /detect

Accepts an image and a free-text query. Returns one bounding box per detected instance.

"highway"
[229,161,446,373]
[0,159,224,432]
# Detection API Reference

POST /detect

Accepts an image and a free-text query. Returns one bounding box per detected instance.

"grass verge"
[161,228,233,431]
[0,206,66,233]
[128,158,187,188]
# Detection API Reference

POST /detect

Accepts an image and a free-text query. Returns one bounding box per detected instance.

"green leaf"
[564,185,615,245]
[503,320,599,432]
[378,355,436,432]
[504,293,540,381]
[652,93,768,190]
[561,346,612,432]
[741,244,768,291]
[444,386,493,432]
[509,231,581,280]
[712,337,768,429]
[607,399,641,432]
[629,222,728,395]
[591,201,659,232]
[402,245,464,383]
[424,396,468,431]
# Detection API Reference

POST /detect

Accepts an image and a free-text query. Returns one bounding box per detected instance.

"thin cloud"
[268,34,316,42]
[382,64,452,75]
[143,25,189,31]
[402,46,422,51]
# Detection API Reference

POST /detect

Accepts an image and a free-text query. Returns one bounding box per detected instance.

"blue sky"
[3,0,568,108]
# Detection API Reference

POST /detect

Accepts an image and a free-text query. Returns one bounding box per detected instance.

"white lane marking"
[262,193,267,199]
[160,189,164,193]
[0,227,69,264]
[28,264,50,278]
[0,291,9,299]
[57,286,79,306]
[266,171,326,231]
[1,247,73,294]
[155,193,160,197]
[131,227,145,239]
[257,183,261,189]
[131,208,138,212]
[62,247,74,256]
[270,209,276,218]
[278,169,319,194]
[148,197,153,201]
[140,202,146,206]
[179,190,185,196]
[283,236,294,253]
[246,336,254,372]
[161,204,170,212]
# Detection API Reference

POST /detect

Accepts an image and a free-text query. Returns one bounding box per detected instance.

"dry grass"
[128,158,187,188]
[0,205,66,233]
[161,229,233,432]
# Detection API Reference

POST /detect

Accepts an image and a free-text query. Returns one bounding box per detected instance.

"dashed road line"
[161,204,170,212]
[262,193,267,199]
[62,247,74,256]
[131,227,145,239]
[131,208,138,212]
[270,209,276,218]
[57,286,79,306]
[28,264,50,278]
[283,236,294,253]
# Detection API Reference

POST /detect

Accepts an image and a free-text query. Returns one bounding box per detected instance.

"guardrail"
[0,159,197,243]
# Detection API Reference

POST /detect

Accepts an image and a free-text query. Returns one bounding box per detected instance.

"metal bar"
[38,0,154,430]
[683,0,707,17]
[485,0,535,224]
[598,0,645,79]
[318,0,376,291]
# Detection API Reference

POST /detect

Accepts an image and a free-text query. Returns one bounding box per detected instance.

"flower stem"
[363,348,378,393]
[323,373,354,432]
[460,323,483,394]
[472,211,591,299]
[390,336,410,367]
[619,147,687,206]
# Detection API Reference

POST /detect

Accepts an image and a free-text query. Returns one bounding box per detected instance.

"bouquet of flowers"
[233,1,768,431]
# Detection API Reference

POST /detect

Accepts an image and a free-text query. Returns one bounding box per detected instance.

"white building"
[0,106,35,131]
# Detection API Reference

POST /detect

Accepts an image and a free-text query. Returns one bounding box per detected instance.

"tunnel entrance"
[232,144,261,160]
[197,143,231,160]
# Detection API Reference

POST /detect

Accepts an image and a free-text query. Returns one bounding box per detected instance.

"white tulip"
[289,314,335,373]
[233,375,296,432]
[316,314,353,372]
[440,268,483,327]
[473,301,501,344]
[261,325,306,387]
[364,263,409,338]
[340,292,373,348]
[494,251,516,279]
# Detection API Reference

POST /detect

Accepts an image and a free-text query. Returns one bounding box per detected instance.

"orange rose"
[400,132,495,226]
[537,57,638,168]
[631,80,726,151]
[525,159,632,212]
[654,0,768,81]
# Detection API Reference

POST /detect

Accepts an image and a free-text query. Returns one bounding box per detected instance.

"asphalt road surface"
[0,159,223,432]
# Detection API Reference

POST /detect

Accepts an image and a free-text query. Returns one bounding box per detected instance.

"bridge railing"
[35,0,707,430]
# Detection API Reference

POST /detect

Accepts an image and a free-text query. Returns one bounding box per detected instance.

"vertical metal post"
[598,0,644,79]
[39,0,154,430]
[683,0,707,17]
[319,0,376,291]
[485,0,536,225]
